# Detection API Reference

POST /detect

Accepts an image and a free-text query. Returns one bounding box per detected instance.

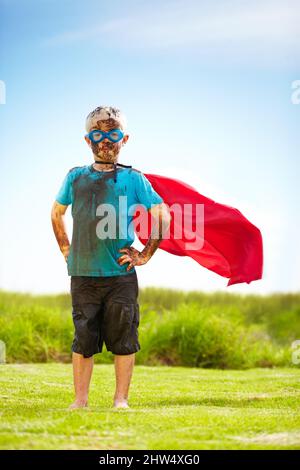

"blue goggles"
[86,128,124,144]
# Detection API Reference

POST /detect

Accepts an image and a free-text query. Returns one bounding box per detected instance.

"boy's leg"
[101,271,140,408]
[69,352,94,409]
[69,275,103,410]
[113,352,135,407]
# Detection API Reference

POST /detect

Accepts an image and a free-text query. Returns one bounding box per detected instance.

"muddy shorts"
[70,271,140,358]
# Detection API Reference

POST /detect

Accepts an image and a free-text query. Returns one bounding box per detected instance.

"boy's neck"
[92,160,118,172]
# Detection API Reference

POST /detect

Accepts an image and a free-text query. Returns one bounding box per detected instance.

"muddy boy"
[51,106,171,410]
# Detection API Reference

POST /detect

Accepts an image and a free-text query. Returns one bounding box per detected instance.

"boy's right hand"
[61,245,70,263]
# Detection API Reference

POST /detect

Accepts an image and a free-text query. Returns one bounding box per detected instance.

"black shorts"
[70,271,140,358]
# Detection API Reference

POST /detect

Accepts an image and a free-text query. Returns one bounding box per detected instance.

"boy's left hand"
[117,247,150,271]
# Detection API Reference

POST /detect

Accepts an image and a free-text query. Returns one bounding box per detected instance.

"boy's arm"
[51,201,70,262]
[140,202,171,259]
[117,202,171,271]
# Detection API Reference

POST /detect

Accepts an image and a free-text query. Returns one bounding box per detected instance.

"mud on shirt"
[55,164,163,276]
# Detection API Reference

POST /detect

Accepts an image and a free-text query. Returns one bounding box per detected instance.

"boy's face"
[84,118,129,162]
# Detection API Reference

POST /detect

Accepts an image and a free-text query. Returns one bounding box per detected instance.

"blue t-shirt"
[55,164,164,277]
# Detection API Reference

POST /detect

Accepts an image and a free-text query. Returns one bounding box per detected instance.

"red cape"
[134,173,263,287]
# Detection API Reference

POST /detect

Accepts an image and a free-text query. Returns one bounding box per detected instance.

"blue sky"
[0,0,299,294]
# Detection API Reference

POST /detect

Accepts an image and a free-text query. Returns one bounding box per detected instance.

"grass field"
[0,364,300,450]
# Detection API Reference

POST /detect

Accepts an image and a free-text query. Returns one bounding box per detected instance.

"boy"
[51,106,171,410]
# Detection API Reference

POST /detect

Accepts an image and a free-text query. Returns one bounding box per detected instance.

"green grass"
[0,364,300,450]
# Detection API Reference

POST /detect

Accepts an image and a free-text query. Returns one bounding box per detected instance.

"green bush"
[0,289,297,368]
[137,303,289,369]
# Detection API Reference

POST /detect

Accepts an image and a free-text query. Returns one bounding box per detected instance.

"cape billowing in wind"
[134,173,263,287]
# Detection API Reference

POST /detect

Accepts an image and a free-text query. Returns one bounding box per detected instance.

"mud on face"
[88,118,128,163]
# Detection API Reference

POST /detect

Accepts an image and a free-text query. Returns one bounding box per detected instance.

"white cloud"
[43,0,300,65]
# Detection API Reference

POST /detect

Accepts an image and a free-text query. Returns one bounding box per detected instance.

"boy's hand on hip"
[117,247,150,271]
[61,245,70,263]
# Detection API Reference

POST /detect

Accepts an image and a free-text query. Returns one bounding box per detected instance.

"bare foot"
[113,399,129,409]
[68,400,89,410]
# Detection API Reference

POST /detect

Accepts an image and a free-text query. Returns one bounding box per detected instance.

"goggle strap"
[94,161,132,183]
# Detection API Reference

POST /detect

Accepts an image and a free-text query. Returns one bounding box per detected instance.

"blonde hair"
[85,106,127,132]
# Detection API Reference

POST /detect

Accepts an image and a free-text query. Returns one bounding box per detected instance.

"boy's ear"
[122,134,129,145]
[84,135,91,147]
